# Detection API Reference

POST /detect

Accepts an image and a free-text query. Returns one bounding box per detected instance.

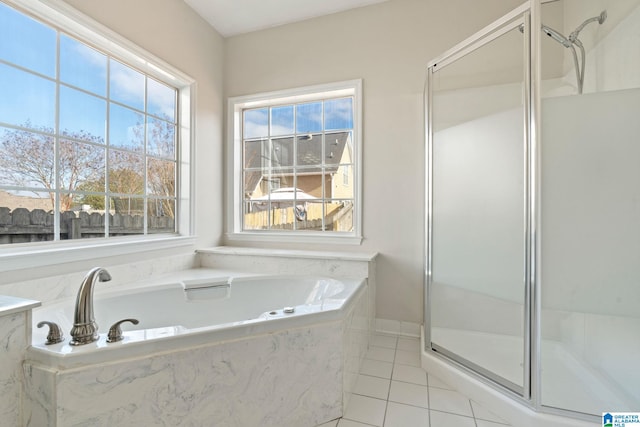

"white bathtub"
[30,270,363,365]
[24,269,370,426]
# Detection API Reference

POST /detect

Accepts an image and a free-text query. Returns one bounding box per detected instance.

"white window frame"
[0,0,196,271]
[226,79,363,245]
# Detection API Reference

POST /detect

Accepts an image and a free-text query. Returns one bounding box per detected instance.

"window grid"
[241,97,355,233]
[0,2,178,242]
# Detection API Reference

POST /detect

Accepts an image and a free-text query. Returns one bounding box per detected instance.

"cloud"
[72,39,106,69]
[110,60,145,108]
[147,79,176,120]
[324,98,353,129]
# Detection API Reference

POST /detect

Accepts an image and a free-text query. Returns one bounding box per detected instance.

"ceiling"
[183,0,389,37]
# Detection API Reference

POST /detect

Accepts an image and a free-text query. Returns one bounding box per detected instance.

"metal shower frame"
[423,0,597,422]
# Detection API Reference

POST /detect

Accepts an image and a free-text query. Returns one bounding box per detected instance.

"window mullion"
[105,56,111,238]
[53,30,61,241]
[293,106,298,231]
[321,101,326,232]
[143,77,148,236]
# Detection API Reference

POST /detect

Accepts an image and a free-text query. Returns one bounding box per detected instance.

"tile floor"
[317,333,511,427]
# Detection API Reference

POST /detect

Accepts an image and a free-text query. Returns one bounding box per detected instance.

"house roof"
[244,131,351,195]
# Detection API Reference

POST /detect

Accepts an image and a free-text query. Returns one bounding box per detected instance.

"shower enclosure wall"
[424,0,640,423]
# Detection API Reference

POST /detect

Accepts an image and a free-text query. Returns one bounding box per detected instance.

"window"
[228,80,362,243]
[0,0,193,247]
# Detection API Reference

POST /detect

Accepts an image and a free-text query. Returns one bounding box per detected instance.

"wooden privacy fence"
[0,207,174,244]
[244,201,353,231]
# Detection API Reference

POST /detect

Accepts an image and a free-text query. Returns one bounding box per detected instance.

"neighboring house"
[244,131,354,204]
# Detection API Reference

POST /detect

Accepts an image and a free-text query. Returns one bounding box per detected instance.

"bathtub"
[24,269,371,426]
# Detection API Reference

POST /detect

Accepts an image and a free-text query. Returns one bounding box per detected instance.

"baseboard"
[374,318,421,337]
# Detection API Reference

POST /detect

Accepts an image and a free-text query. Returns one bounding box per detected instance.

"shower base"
[429,327,630,420]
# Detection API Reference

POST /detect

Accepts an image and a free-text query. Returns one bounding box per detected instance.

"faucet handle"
[37,321,64,345]
[107,318,139,343]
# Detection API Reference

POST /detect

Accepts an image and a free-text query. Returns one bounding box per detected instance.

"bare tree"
[148,158,175,217]
[1,118,176,217]
[147,117,176,218]
[0,124,104,211]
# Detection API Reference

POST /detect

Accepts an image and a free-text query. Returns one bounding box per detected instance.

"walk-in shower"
[424,0,640,425]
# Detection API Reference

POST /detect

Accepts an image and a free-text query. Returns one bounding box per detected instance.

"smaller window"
[228,80,362,243]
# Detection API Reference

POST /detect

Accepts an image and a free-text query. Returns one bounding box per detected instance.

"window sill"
[199,245,376,262]
[0,235,196,272]
[225,231,363,246]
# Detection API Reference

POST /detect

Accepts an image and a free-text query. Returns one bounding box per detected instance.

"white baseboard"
[375,318,421,337]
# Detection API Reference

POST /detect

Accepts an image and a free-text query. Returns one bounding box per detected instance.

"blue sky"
[244,97,353,139]
[0,2,176,153]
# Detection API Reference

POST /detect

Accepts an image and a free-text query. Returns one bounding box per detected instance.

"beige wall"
[64,0,225,251]
[224,0,523,323]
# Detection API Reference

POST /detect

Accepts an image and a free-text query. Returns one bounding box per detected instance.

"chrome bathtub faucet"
[69,267,111,346]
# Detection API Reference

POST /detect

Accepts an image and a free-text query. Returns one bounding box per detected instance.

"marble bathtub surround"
[20,248,377,426]
[23,278,370,426]
[0,296,40,427]
[0,247,378,425]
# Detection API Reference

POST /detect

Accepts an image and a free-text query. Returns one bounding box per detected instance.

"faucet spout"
[69,267,111,346]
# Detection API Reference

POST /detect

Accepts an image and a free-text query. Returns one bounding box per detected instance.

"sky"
[0,2,176,158]
[243,97,353,139]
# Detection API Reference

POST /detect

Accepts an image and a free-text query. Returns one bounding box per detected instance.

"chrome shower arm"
[569,10,607,43]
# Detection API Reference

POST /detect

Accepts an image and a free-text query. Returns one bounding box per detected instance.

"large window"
[0,1,193,246]
[228,80,362,243]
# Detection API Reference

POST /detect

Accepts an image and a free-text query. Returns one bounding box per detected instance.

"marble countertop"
[0,295,40,316]
[197,246,378,262]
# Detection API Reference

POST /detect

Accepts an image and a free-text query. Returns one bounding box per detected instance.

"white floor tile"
[372,334,398,349]
[428,388,473,417]
[476,419,512,427]
[384,402,430,427]
[366,346,396,363]
[429,410,476,427]
[360,359,393,379]
[471,400,510,424]
[338,331,514,427]
[353,374,391,400]
[427,374,454,390]
[394,348,421,367]
[392,364,428,386]
[388,380,429,408]
[342,394,387,427]
[397,337,420,352]
[338,419,376,427]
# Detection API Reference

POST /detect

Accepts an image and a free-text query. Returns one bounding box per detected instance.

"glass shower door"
[427,14,528,393]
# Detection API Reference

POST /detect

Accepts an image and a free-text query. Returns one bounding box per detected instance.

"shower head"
[569,10,607,43]
[541,25,582,93]
[541,10,606,95]
[542,25,572,48]
[598,10,607,24]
